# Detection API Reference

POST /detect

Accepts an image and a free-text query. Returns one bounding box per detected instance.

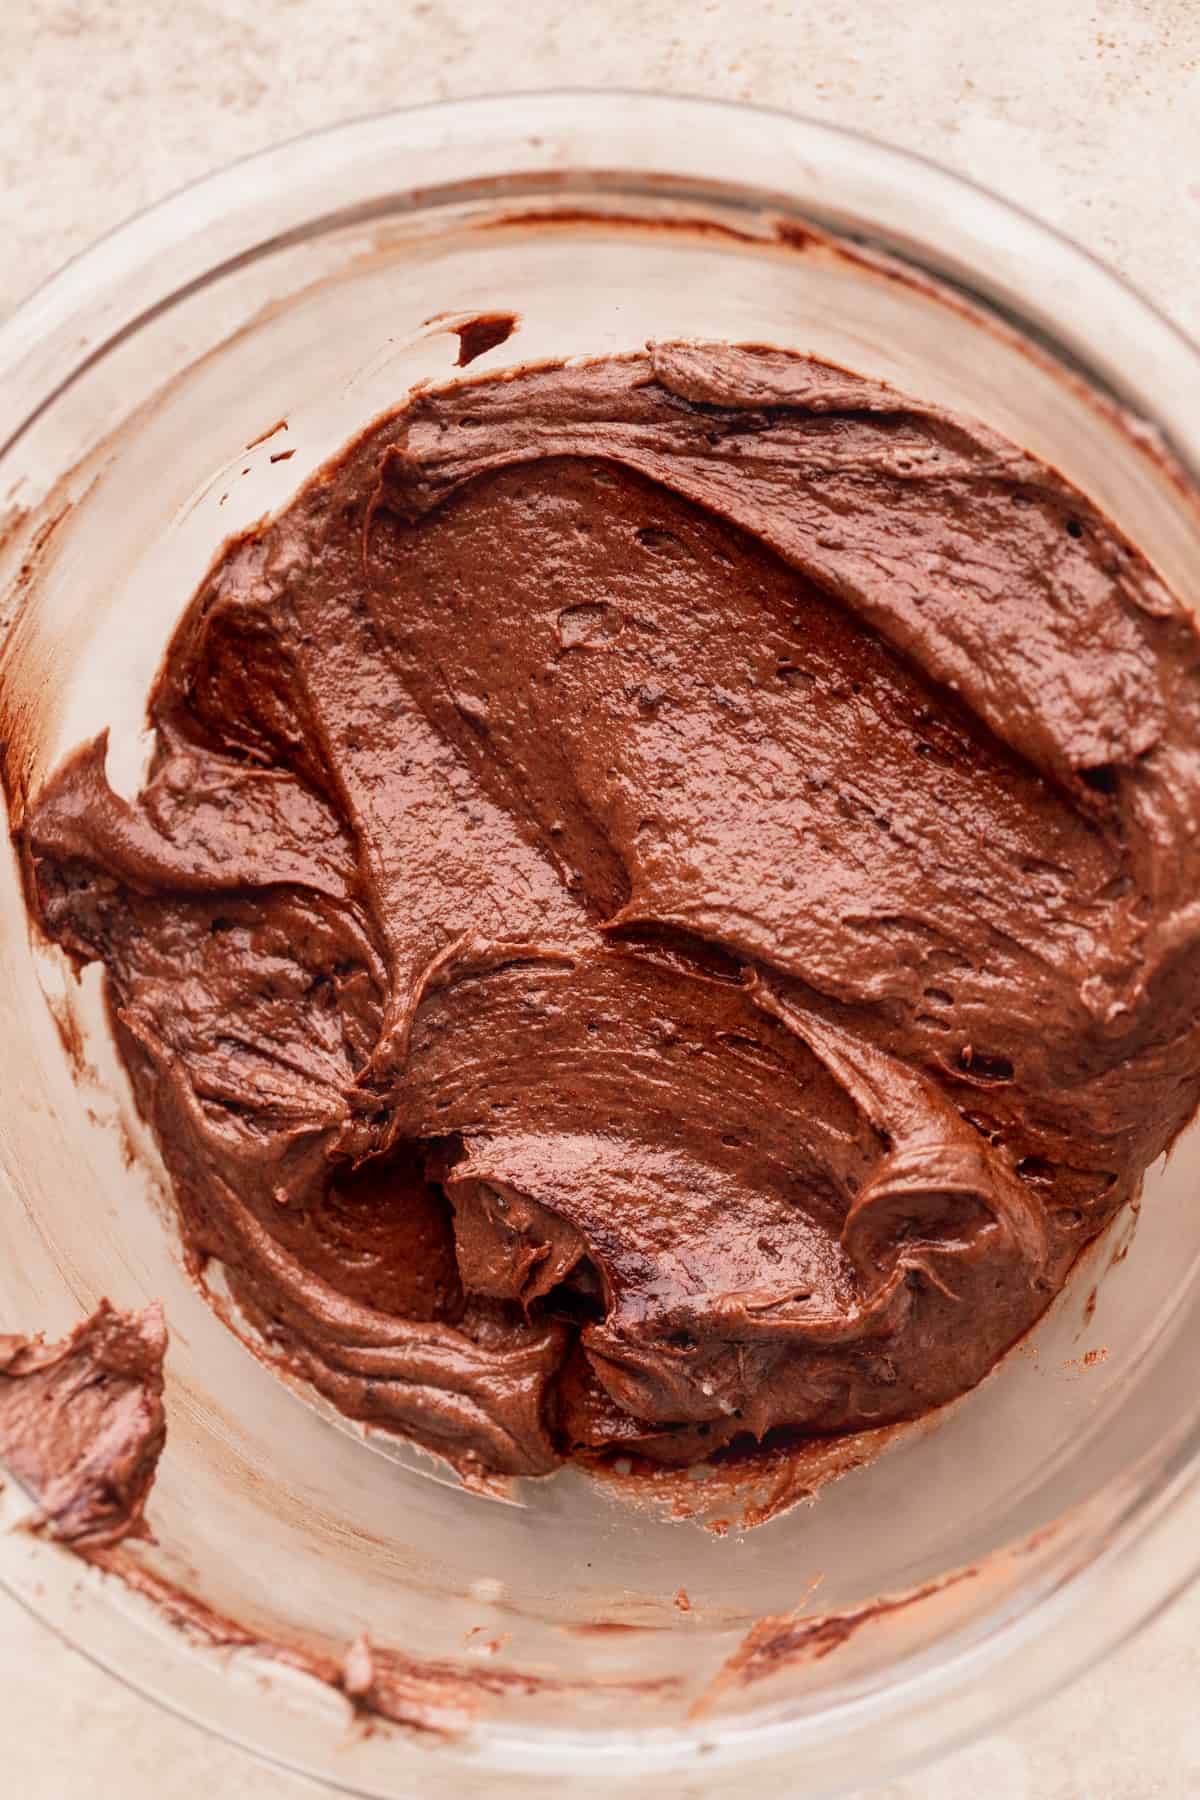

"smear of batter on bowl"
[0,1300,166,1547]
[16,342,1200,1486]
[691,1563,978,1717]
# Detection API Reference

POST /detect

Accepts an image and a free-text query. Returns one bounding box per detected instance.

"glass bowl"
[2,91,1200,1799]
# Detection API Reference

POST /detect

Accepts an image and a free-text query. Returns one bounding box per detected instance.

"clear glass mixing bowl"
[2,92,1200,1799]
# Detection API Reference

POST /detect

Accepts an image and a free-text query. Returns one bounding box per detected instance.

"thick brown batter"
[0,1301,166,1546]
[21,344,1200,1479]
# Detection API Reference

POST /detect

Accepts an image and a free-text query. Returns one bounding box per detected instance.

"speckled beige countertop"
[3,3,1200,1795]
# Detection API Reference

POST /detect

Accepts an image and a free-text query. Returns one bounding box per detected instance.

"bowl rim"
[4,87,1200,468]
[3,87,1200,1798]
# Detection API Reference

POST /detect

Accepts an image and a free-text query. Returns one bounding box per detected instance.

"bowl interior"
[3,103,1200,1798]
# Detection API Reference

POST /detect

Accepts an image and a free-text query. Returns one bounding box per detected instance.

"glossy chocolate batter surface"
[22,344,1200,1478]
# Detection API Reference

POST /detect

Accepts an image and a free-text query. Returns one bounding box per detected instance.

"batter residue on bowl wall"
[0,1300,166,1548]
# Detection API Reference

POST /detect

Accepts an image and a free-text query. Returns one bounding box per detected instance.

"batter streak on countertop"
[19,343,1200,1481]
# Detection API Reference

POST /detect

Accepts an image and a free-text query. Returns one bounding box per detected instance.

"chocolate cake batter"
[21,343,1200,1480]
[0,1301,166,1546]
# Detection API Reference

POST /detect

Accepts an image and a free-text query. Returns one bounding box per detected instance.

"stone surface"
[3,1,1200,1796]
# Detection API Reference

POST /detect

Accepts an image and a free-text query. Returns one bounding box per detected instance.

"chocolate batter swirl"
[21,345,1200,1478]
